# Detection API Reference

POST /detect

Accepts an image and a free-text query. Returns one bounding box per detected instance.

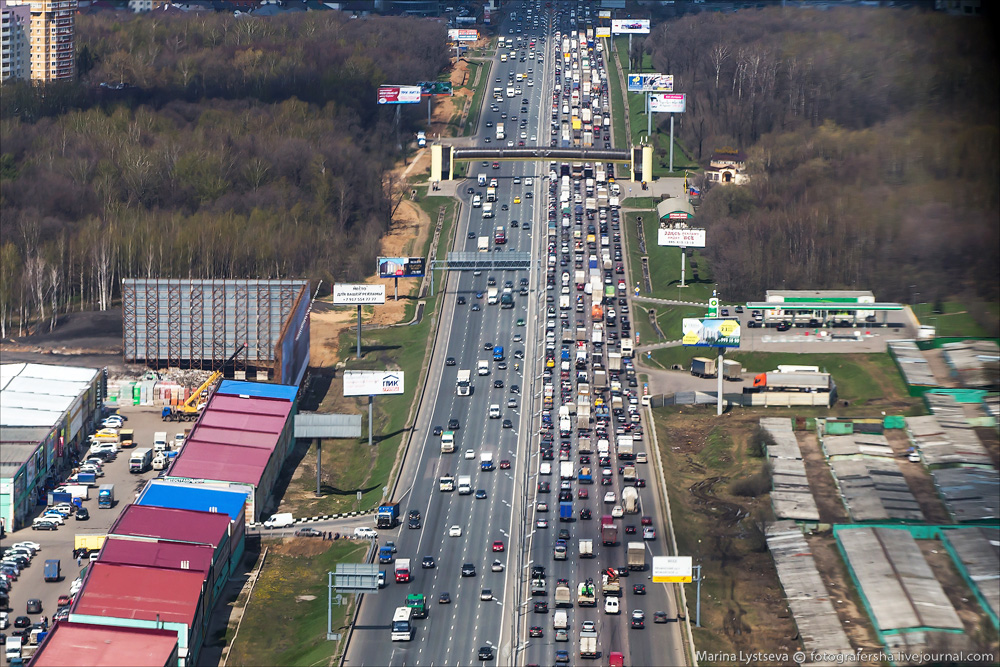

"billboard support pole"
[316,439,322,497]
[717,347,724,416]
[394,277,399,301]
[694,564,703,627]
[646,92,651,137]
[428,94,432,125]
[368,396,374,447]
[628,34,632,72]
[356,305,362,359]
[669,114,675,173]
[680,246,686,288]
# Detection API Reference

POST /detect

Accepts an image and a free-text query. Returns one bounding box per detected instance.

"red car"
[492,540,505,552]
[577,488,588,499]
[641,516,653,526]
[499,459,511,470]
[57,595,73,607]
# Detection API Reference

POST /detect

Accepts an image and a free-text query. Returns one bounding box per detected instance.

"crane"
[161,344,247,422]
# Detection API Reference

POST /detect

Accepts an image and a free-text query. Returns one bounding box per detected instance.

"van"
[478,360,490,376]
[489,405,501,419]
[5,636,22,663]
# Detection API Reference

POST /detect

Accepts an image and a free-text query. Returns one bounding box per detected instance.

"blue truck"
[375,503,399,529]
[559,501,573,523]
[44,559,61,582]
[578,468,592,484]
[493,346,504,361]
[47,491,72,506]
[75,472,97,486]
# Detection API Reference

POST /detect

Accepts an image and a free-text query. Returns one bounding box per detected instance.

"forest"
[0,11,450,337]
[638,6,998,306]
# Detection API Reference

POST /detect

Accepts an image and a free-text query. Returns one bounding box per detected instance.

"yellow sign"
[652,556,692,583]
[718,320,739,337]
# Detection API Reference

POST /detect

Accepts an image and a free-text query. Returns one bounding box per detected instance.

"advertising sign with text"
[343,370,405,396]
[598,10,611,19]
[611,19,650,34]
[627,73,673,93]
[595,26,611,38]
[652,556,693,583]
[682,318,741,348]
[658,227,706,248]
[378,257,426,278]
[649,92,686,113]
[448,28,479,41]
[333,284,386,305]
[419,81,453,96]
[377,85,421,104]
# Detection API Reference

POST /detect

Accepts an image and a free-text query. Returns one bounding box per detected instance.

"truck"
[379,546,395,564]
[620,337,633,358]
[478,173,487,187]
[480,452,494,471]
[577,578,597,607]
[493,345,504,361]
[153,431,168,452]
[406,593,428,619]
[478,236,490,253]
[457,475,472,495]
[553,608,569,628]
[486,186,497,202]
[487,287,499,305]
[593,368,607,391]
[554,582,572,608]
[578,466,593,484]
[376,503,400,529]
[482,202,494,218]
[263,513,294,529]
[118,429,135,447]
[752,370,832,392]
[580,629,599,658]
[607,351,622,372]
[602,569,621,596]
[43,558,61,582]
[416,130,426,148]
[97,484,114,509]
[622,465,637,484]
[531,575,547,597]
[441,430,455,453]
[439,475,454,492]
[723,359,743,380]
[559,501,573,523]
[496,121,505,140]
[559,461,574,480]
[456,369,471,396]
[75,471,97,486]
[577,537,594,559]
[129,448,152,473]
[391,606,413,641]
[628,542,646,571]
[47,491,72,507]
[73,534,106,558]
[617,435,634,460]
[600,515,617,546]
[395,558,411,583]
[5,637,22,664]
[591,304,603,322]
[591,323,603,346]
[622,486,639,514]
[478,360,490,376]
[691,356,717,378]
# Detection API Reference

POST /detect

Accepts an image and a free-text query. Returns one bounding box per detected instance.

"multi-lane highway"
[345,3,685,666]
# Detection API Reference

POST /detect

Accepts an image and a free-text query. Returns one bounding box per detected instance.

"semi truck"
[457,475,472,495]
[376,503,400,529]
[622,486,639,514]
[406,593,428,619]
[391,606,414,641]
[600,515,617,546]
[628,542,646,571]
[691,357,718,378]
[394,558,411,583]
[456,369,471,396]
[97,484,114,509]
[496,121,505,140]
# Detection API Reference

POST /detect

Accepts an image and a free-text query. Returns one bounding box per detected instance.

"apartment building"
[1,0,30,82]
[29,0,76,82]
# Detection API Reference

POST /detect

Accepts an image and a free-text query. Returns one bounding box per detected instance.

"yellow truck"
[118,429,135,448]
[74,534,107,557]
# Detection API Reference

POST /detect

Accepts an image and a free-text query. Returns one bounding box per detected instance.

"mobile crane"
[161,344,246,422]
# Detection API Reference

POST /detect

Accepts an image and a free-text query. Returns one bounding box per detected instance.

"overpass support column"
[642,146,653,183]
[431,144,443,183]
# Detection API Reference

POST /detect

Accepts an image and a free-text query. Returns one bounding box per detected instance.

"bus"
[391,606,413,641]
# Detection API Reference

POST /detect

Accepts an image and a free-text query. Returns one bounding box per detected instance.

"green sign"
[419,81,453,96]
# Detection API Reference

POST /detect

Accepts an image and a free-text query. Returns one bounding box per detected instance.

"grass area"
[463,59,490,136]
[228,539,367,667]
[603,38,630,179]
[920,300,996,338]
[623,209,716,302]
[647,349,922,412]
[620,196,659,210]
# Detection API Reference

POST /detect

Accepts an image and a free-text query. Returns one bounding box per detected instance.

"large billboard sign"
[611,19,650,34]
[448,28,479,41]
[419,81,453,96]
[595,26,611,38]
[652,556,693,583]
[598,10,612,19]
[343,370,405,396]
[627,73,673,93]
[333,284,386,305]
[377,85,421,104]
[682,318,741,348]
[378,257,425,278]
[658,227,706,248]
[649,93,686,113]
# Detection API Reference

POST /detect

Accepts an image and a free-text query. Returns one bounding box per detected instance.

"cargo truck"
[555,583,572,608]
[118,429,135,447]
[478,236,490,251]
[441,430,455,453]
[600,515,617,546]
[690,357,717,378]
[578,538,594,559]
[620,338,633,358]
[622,487,639,514]
[559,501,573,522]
[480,452,494,471]
[607,352,622,372]
[97,484,114,509]
[616,435,634,460]
[47,491,72,507]
[376,503,400,529]
[406,593,428,619]
[129,448,152,473]
[478,173,487,187]
[75,472,97,486]
[43,559,61,582]
[456,369,471,396]
[577,579,597,607]
[439,475,455,492]
[580,629,599,658]
[628,542,646,571]
[487,287,499,305]
[457,475,472,495]
[559,461,574,480]
[395,558,411,583]
[602,570,621,596]
[578,466,593,484]
[723,359,743,380]
[482,202,494,218]
[622,465,636,483]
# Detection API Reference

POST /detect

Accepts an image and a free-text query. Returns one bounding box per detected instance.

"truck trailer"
[628,542,646,571]
[690,357,717,378]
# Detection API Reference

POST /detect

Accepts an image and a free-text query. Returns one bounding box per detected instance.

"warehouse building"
[164,380,298,522]
[31,621,179,667]
[0,362,104,531]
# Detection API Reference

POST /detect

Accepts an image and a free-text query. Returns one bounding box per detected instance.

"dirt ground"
[796,432,850,524]
[883,430,952,523]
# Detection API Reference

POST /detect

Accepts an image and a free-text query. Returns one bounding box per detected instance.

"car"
[461,563,476,577]
[433,425,444,437]
[625,525,636,534]
[510,384,520,394]
[513,196,521,204]
[556,650,570,663]
[636,478,647,488]
[776,321,792,331]
[13,616,30,628]
[502,419,512,429]
[25,599,41,615]
[0,612,8,630]
[101,415,124,429]
[439,592,451,604]
[408,510,421,529]
[721,308,729,316]
[493,162,500,169]
[422,556,436,569]
[475,489,488,499]
[643,527,656,540]
[654,611,669,623]
[536,518,548,528]
[497,361,508,370]
[534,601,548,613]
[448,418,460,430]
[465,449,475,459]
[39,513,64,525]
[631,609,645,628]
[478,646,494,660]
[536,501,548,512]
[529,626,543,638]
[641,515,653,526]
[446,356,457,366]
[492,540,505,552]
[31,520,58,531]
[493,379,504,388]
[480,589,493,601]
[499,459,511,469]
[492,559,504,572]
[472,304,481,311]
[736,305,744,313]
[611,505,624,518]
[468,232,477,239]
[48,504,73,517]
[294,527,322,537]
[580,508,592,520]
[11,542,39,554]
[603,491,616,504]
[633,584,646,595]
[605,597,620,614]
[537,482,550,493]
[449,525,462,537]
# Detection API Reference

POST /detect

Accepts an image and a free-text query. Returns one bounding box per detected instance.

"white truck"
[457,475,472,495]
[487,287,499,305]
[263,512,294,529]
[153,431,168,452]
[580,629,598,658]
[622,486,639,514]
[628,541,646,571]
[553,609,569,628]
[620,337,634,358]
[478,235,490,252]
[478,173,487,186]
[477,360,490,376]
[482,202,494,219]
[560,461,574,480]
[579,538,594,558]
[456,369,471,396]
[440,430,455,453]
[617,435,634,460]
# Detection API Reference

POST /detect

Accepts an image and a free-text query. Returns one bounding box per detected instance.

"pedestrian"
[77,555,82,567]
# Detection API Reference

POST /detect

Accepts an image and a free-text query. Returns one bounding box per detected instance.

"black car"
[448,418,460,430]
[478,646,495,661]
[75,507,89,521]
[494,380,504,388]
[534,601,548,613]
[13,616,31,628]
[439,592,451,604]
[422,556,436,569]
[538,482,551,493]
[633,584,646,595]
[456,295,466,305]
[529,626,543,638]
[446,356,457,366]
[408,510,421,529]
[461,563,476,577]
[776,321,792,331]
[432,425,443,436]
[579,508,592,520]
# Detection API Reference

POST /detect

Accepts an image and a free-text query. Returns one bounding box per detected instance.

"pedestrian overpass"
[430,144,654,183]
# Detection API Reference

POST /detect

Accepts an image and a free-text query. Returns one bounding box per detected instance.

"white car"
[101,415,124,429]
[39,512,65,524]
[525,178,533,186]
[0,611,9,629]
[353,527,378,539]
[49,503,74,516]
[604,596,620,614]
[581,620,596,633]
[465,449,476,459]
[449,525,463,537]
[12,541,40,553]
[611,505,624,518]
[492,560,504,572]
[480,589,493,601]
[603,492,616,504]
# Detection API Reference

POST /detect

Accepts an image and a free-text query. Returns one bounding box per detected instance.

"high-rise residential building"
[1,0,31,82]
[29,0,76,82]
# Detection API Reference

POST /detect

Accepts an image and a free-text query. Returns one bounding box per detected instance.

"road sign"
[652,556,693,583]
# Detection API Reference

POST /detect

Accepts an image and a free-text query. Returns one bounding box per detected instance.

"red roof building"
[98,536,214,575]
[31,621,178,667]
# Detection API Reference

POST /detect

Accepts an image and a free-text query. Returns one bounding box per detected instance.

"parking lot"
[0,405,181,643]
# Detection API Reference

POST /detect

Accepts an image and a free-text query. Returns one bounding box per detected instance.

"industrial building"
[121,278,311,386]
[30,621,180,667]
[0,362,104,531]
[164,380,298,522]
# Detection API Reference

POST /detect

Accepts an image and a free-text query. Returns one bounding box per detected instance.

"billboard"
[682,318,741,348]
[658,227,706,248]
[595,26,611,38]
[627,73,673,93]
[652,556,693,583]
[649,93,686,113]
[598,10,611,19]
[419,81,453,96]
[333,284,386,305]
[611,19,650,34]
[343,370,405,397]
[377,85,421,105]
[448,28,479,41]
[378,257,425,278]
